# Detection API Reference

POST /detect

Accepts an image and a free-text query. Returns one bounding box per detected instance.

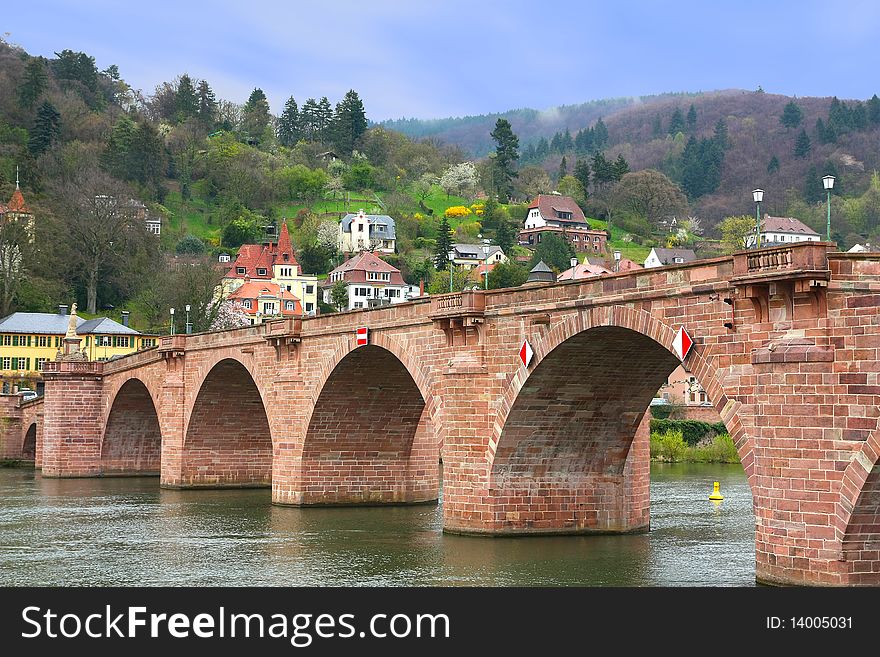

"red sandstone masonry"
[30,242,880,585]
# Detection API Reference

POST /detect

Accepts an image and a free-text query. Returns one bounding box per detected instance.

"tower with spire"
[0,166,35,240]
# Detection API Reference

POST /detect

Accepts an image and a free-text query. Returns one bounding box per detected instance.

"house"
[0,306,156,394]
[518,194,607,253]
[0,174,35,239]
[584,255,643,273]
[557,258,611,281]
[745,214,820,248]
[222,222,319,315]
[449,243,507,269]
[227,280,302,325]
[93,196,162,236]
[321,251,410,311]
[644,247,697,268]
[338,210,396,254]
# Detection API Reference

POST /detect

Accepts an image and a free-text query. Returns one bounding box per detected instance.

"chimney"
[57,305,68,315]
[419,278,424,297]
[121,311,130,327]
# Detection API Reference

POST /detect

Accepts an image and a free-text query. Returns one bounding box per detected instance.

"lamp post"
[613,249,621,273]
[169,307,175,336]
[752,189,764,249]
[448,250,455,293]
[823,175,835,241]
[483,268,489,290]
[185,304,192,334]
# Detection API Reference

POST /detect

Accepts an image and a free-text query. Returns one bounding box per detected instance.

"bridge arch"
[22,423,36,461]
[837,429,880,584]
[294,334,440,505]
[485,307,754,535]
[101,378,162,476]
[182,357,273,488]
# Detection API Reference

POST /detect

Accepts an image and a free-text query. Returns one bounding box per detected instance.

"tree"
[330,280,348,311]
[718,215,755,253]
[780,101,803,128]
[316,96,333,143]
[794,128,812,158]
[804,165,824,204]
[686,104,697,132]
[175,74,199,122]
[558,156,568,179]
[573,158,591,192]
[529,232,575,271]
[175,234,206,255]
[0,219,34,316]
[210,301,250,331]
[331,90,368,154]
[222,215,263,248]
[651,114,663,137]
[713,118,730,150]
[241,88,271,144]
[868,94,880,125]
[592,117,608,150]
[490,118,519,201]
[197,80,217,127]
[557,175,586,205]
[18,57,48,109]
[668,108,685,135]
[767,155,780,175]
[278,96,301,147]
[612,154,630,180]
[434,215,454,270]
[439,162,478,198]
[495,217,518,254]
[28,101,62,155]
[591,152,615,188]
[517,166,553,199]
[127,120,166,188]
[488,261,528,289]
[612,170,687,226]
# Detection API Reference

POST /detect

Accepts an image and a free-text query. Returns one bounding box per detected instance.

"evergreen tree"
[300,98,319,140]
[793,128,812,158]
[681,135,724,199]
[804,165,824,204]
[550,132,563,153]
[316,96,333,143]
[175,74,199,122]
[651,114,663,137]
[535,136,549,159]
[573,158,591,192]
[591,152,614,188]
[868,94,880,125]
[487,261,528,289]
[780,100,803,128]
[558,156,568,179]
[434,215,454,270]
[241,88,271,143]
[713,118,730,150]
[331,90,368,154]
[668,108,685,134]
[18,57,48,109]
[127,120,166,187]
[530,232,575,271]
[277,96,301,147]
[767,155,780,175]
[27,100,62,155]
[496,217,518,255]
[686,104,697,132]
[593,117,608,150]
[611,154,630,181]
[489,118,520,202]
[103,114,137,178]
[197,80,217,127]
[561,129,573,151]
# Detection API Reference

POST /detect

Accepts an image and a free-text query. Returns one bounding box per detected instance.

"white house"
[745,215,820,248]
[321,251,411,311]
[449,243,507,269]
[338,210,396,254]
[644,247,697,268]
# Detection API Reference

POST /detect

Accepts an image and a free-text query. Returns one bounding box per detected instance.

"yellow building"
[0,306,157,394]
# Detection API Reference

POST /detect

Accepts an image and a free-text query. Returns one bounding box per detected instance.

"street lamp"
[169,307,175,335]
[613,249,621,273]
[185,304,192,334]
[752,189,764,249]
[483,268,489,290]
[448,250,455,293]
[823,175,835,241]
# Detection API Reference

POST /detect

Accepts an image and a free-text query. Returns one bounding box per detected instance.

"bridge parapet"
[158,334,186,359]
[732,241,831,283]
[429,290,485,345]
[41,360,104,376]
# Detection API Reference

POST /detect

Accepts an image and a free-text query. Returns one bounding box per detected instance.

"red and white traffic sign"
[356,327,369,346]
[672,326,693,361]
[519,339,534,368]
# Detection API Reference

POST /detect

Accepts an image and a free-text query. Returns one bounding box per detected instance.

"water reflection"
[0,463,754,586]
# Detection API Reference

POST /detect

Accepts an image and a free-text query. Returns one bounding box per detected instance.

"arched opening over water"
[841,466,880,585]
[183,358,272,488]
[101,378,161,476]
[22,423,36,461]
[300,345,438,505]
[489,325,753,536]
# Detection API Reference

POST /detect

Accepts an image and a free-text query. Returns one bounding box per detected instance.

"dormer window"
[378,225,384,232]
[286,301,294,310]
[673,257,684,264]
[242,300,252,309]
[555,211,573,220]
[283,253,289,262]
[257,268,267,276]
[236,267,246,275]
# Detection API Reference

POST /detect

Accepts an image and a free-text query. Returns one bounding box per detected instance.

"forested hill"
[380,93,705,157]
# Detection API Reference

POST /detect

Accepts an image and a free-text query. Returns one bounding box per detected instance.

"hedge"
[649,419,727,446]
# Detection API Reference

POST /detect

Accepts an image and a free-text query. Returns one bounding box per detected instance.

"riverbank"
[650,430,739,463]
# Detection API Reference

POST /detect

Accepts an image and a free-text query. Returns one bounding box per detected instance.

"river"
[0,462,754,586]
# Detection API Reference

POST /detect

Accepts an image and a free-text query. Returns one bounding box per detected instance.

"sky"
[6,1,880,121]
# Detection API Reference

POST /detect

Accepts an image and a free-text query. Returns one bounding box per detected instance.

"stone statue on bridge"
[57,302,87,362]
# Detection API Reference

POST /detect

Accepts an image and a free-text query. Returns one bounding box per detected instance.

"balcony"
[731,241,831,287]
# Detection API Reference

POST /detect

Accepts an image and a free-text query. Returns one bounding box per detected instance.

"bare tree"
[0,219,32,316]
[612,169,688,226]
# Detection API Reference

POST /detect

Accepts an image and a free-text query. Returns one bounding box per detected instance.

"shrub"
[445,205,472,218]
[691,434,739,463]
[650,419,726,446]
[175,234,206,255]
[649,430,689,462]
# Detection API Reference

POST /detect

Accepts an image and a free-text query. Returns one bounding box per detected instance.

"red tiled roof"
[7,188,30,213]
[557,262,611,281]
[275,221,298,266]
[228,281,302,316]
[324,251,406,286]
[225,223,301,280]
[761,215,820,236]
[467,263,496,282]
[527,194,587,224]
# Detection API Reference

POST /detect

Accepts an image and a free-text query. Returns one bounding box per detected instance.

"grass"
[161,190,221,244]
[650,430,739,463]
[585,217,654,263]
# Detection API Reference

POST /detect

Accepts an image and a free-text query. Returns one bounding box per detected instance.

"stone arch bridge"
[12,242,880,586]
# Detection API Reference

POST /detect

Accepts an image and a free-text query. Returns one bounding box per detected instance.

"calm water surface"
[0,463,754,586]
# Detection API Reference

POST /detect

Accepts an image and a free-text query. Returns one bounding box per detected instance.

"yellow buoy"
[709,481,724,501]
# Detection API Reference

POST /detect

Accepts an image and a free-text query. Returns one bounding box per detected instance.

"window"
[219,254,231,263]
[263,303,275,314]
[593,236,600,242]
[305,285,314,294]
[114,336,130,348]
[555,211,573,220]
[285,301,294,310]
[673,257,684,264]
[354,302,363,308]
[367,272,390,282]
[141,339,156,348]
[1,357,9,370]
[1,335,9,346]
[357,224,364,232]
[36,358,47,371]
[38,336,49,348]
[377,225,384,232]
[54,337,61,348]
[242,300,252,309]
[237,267,246,275]
[305,303,314,312]
[256,268,268,276]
